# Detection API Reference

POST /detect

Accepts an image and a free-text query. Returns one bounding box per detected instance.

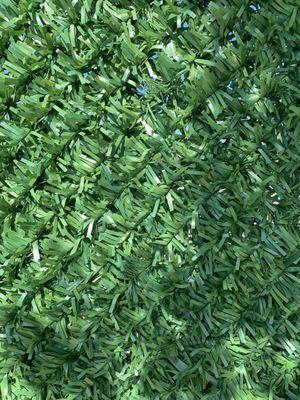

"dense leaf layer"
[0,0,299,399]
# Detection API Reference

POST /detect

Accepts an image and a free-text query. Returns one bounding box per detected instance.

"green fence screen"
[0,0,299,399]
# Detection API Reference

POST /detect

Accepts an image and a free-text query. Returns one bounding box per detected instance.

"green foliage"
[0,0,299,399]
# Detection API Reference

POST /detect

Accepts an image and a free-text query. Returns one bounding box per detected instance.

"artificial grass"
[0,0,299,399]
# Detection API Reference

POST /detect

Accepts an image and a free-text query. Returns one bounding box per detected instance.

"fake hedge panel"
[0,0,299,399]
